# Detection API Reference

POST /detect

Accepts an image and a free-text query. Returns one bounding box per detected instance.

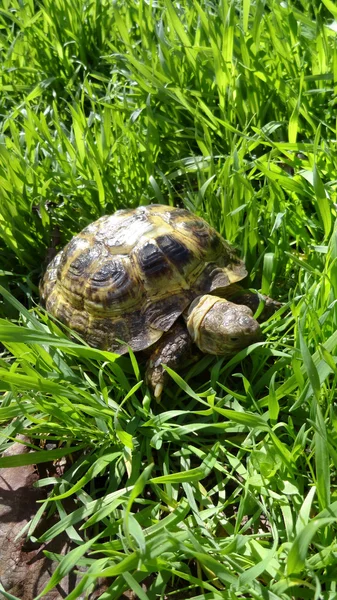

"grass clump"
[1,0,337,598]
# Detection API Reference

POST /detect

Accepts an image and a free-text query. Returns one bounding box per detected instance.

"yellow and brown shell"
[40,204,247,354]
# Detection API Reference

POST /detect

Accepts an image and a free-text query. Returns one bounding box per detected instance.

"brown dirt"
[0,437,106,599]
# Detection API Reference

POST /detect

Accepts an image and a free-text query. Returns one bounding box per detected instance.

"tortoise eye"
[229,336,239,342]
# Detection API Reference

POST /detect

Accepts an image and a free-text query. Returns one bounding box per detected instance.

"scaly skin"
[145,321,193,400]
[40,206,281,399]
[146,288,281,399]
[217,283,282,321]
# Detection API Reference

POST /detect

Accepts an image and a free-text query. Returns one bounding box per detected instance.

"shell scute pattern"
[155,234,193,271]
[85,258,142,315]
[40,205,247,354]
[136,241,172,278]
[102,213,153,253]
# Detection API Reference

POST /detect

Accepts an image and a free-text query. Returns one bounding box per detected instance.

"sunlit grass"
[1,0,337,598]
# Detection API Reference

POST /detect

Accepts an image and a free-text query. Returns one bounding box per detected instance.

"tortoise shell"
[40,204,247,354]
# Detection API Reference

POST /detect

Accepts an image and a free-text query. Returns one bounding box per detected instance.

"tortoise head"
[186,294,262,355]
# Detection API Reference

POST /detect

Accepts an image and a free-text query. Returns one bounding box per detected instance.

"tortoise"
[40,204,279,398]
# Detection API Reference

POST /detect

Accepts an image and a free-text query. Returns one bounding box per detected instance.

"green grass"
[1,0,337,598]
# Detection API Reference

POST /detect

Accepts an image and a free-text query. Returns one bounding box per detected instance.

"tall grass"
[1,0,337,598]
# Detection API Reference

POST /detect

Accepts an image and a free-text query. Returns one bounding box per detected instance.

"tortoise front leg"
[146,321,193,400]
